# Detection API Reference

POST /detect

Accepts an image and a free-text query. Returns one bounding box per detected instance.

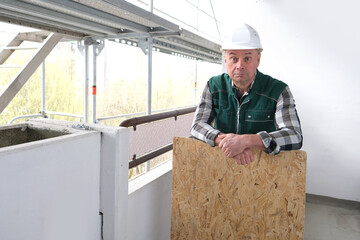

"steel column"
[84,44,89,123]
[92,44,97,124]
[145,37,153,172]
[41,61,46,115]
[194,61,198,105]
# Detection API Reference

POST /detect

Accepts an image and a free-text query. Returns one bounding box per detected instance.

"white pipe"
[146,37,153,172]
[41,61,46,114]
[92,44,97,124]
[84,44,89,123]
[194,61,198,105]
[149,0,154,13]
[147,38,153,116]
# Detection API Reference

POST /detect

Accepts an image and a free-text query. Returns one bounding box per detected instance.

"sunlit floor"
[304,194,360,240]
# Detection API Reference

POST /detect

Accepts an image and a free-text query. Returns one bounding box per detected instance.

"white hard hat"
[222,23,262,51]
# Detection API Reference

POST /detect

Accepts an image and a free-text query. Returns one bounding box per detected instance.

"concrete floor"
[304,194,360,240]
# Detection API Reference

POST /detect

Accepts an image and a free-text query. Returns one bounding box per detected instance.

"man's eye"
[231,57,238,62]
[244,57,251,62]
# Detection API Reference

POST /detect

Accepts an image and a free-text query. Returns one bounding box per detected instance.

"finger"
[218,133,226,140]
[245,151,253,165]
[244,149,254,164]
[249,151,255,163]
[234,154,241,165]
[226,149,236,158]
[218,138,225,148]
[240,152,248,165]
[242,154,249,165]
[240,153,247,165]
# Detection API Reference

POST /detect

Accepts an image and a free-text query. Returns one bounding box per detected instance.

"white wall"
[28,119,130,240]
[127,161,173,240]
[219,0,360,201]
[0,129,101,240]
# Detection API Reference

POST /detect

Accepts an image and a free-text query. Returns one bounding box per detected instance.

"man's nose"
[236,59,245,69]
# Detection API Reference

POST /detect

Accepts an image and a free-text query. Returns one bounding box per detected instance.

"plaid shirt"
[191,81,303,155]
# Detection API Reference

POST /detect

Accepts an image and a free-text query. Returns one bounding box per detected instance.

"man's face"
[224,49,261,90]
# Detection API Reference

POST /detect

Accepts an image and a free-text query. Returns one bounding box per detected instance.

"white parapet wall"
[27,119,130,240]
[5,118,172,240]
[127,160,173,240]
[0,122,102,240]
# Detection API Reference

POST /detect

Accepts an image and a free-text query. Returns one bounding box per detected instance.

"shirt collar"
[232,75,256,96]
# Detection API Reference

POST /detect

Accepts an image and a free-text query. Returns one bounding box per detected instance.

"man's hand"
[218,133,248,158]
[233,148,255,165]
[214,133,226,146]
[215,133,265,165]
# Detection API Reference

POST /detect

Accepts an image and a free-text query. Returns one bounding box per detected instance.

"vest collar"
[231,70,257,98]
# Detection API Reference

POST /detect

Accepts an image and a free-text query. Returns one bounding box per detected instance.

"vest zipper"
[235,95,250,134]
[233,95,240,133]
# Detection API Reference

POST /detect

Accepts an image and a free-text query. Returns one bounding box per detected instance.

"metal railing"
[8,111,84,124]
[97,105,195,123]
[120,106,196,169]
[8,114,43,124]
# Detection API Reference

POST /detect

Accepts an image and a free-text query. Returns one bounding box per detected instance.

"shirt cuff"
[257,131,280,155]
[205,129,221,147]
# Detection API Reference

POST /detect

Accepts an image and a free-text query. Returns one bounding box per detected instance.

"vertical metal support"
[92,44,97,124]
[149,0,154,12]
[41,61,46,115]
[84,44,89,123]
[147,38,153,116]
[78,38,104,124]
[92,40,104,124]
[194,60,198,105]
[146,37,153,172]
[77,39,90,123]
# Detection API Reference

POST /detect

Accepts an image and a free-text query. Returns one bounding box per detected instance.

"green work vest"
[208,70,287,134]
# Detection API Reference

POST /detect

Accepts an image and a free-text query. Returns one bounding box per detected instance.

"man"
[191,23,302,165]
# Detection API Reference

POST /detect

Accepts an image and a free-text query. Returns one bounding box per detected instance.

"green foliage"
[0,43,82,124]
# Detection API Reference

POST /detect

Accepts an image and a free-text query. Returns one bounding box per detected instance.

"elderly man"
[191,23,302,165]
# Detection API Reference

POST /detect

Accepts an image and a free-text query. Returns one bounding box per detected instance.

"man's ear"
[256,53,261,67]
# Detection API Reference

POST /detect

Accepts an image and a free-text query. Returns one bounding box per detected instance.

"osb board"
[171,137,307,240]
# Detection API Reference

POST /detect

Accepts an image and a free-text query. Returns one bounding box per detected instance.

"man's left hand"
[233,148,255,165]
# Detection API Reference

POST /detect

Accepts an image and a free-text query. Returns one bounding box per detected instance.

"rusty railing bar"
[119,106,196,128]
[129,144,173,169]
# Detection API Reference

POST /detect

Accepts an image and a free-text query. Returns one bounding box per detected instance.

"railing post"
[41,61,46,116]
[145,37,153,172]
[194,60,198,105]
[85,44,89,123]
[78,38,104,124]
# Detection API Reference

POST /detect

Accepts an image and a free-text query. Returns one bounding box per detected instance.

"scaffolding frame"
[0,0,222,123]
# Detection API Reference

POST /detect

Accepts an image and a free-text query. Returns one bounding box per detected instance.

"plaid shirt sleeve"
[257,86,303,155]
[190,82,220,147]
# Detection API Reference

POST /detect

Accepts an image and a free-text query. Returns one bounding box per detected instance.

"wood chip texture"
[171,137,307,240]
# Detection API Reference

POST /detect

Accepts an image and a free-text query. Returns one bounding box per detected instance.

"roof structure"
[0,0,222,63]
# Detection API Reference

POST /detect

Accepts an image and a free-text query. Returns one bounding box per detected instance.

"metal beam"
[22,0,150,33]
[0,0,222,64]
[0,1,122,36]
[0,37,23,65]
[0,33,62,114]
[0,16,85,39]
